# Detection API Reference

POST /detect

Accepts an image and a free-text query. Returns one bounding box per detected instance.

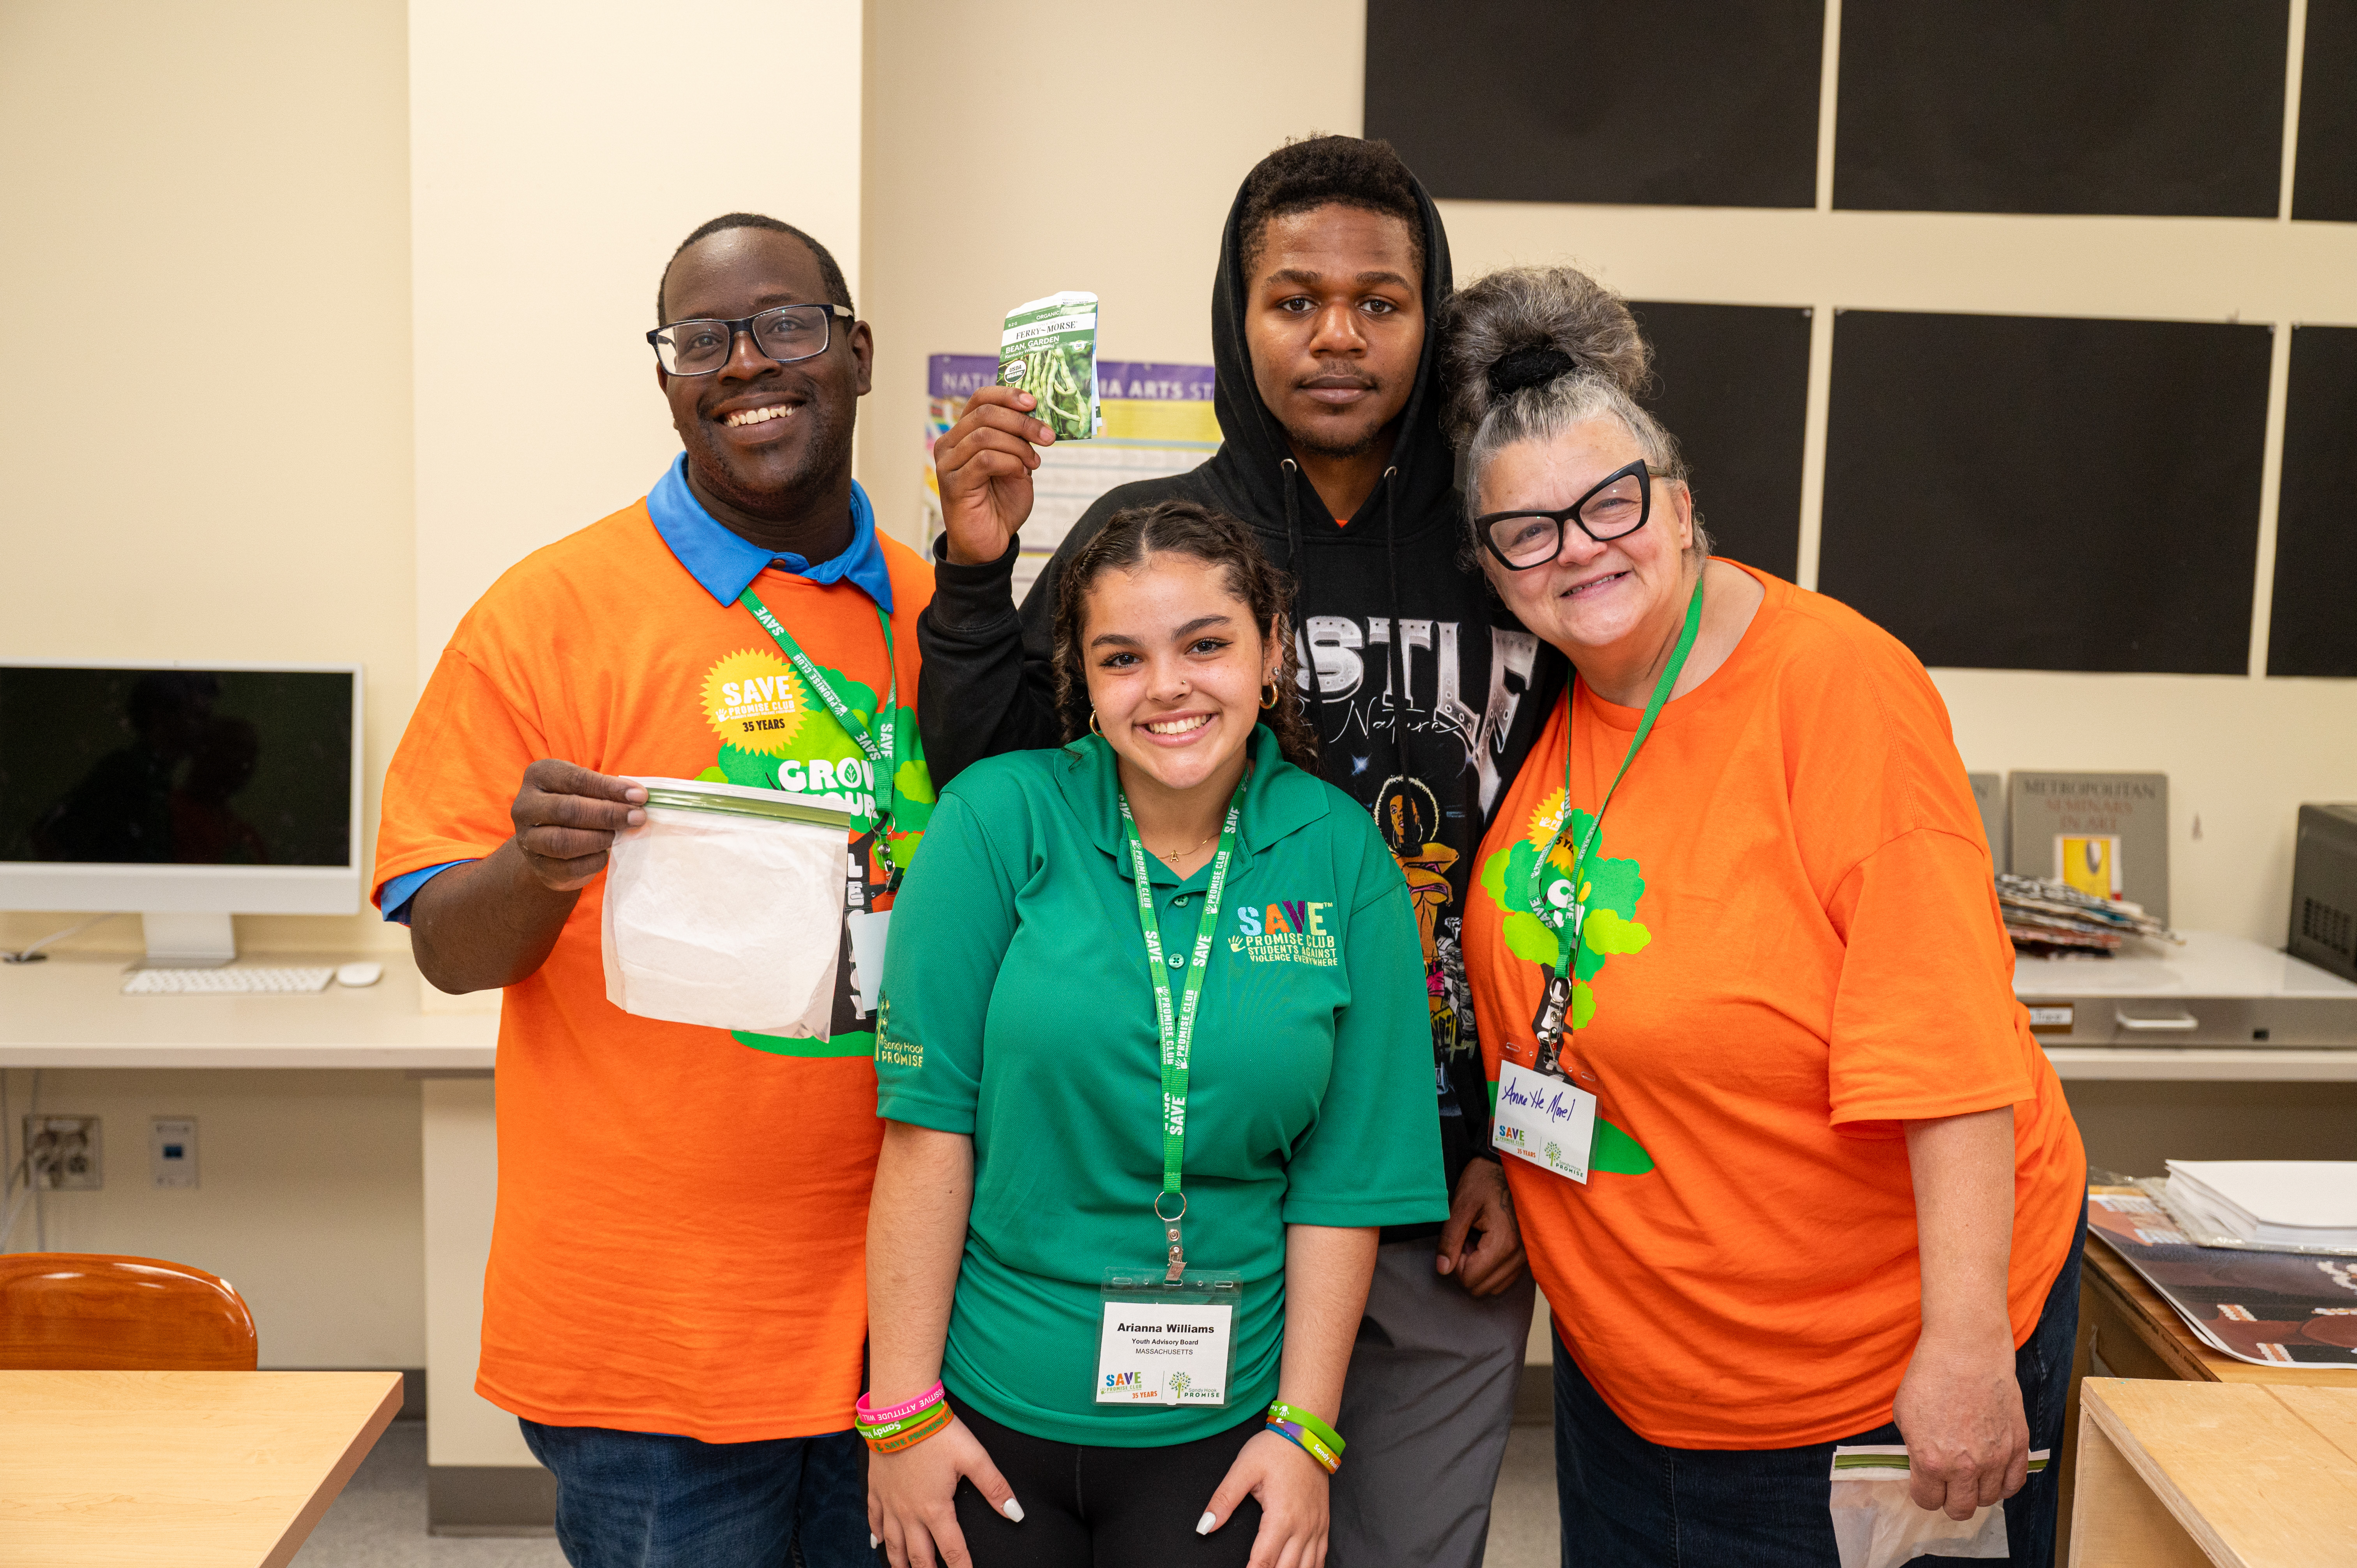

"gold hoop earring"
[1090,710,1104,736]
[1260,680,1280,710]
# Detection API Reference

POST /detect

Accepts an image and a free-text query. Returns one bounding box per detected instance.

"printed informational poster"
[2088,1192,2357,1369]
[924,355,1218,601]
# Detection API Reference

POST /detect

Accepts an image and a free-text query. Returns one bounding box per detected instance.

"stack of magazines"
[1995,873,2178,957]
[2163,1160,2357,1250]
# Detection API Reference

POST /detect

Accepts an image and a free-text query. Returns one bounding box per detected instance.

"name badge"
[1095,1270,1240,1407]
[1492,1059,1598,1185]
[845,908,891,1017]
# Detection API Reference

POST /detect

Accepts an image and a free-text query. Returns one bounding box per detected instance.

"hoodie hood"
[1195,168,1459,543]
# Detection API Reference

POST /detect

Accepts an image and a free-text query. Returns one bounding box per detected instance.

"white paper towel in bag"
[601,777,846,1036]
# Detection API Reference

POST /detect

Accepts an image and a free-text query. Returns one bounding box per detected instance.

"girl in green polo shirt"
[863,500,1446,1568]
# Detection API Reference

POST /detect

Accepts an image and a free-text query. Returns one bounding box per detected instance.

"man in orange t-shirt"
[374,215,928,1567]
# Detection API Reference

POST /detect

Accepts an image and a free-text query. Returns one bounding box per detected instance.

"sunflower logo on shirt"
[1476,787,1657,1176]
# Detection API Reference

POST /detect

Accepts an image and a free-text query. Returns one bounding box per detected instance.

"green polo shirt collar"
[1053,724,1324,883]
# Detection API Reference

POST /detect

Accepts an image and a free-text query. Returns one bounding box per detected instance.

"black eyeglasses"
[647,304,854,375]
[1472,459,1666,571]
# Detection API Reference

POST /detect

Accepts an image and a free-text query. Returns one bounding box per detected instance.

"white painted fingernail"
[1002,1498,1025,1522]
[1197,1511,1218,1535]
[869,1534,879,1549]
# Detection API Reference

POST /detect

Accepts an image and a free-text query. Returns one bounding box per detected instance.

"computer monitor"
[0,662,364,965]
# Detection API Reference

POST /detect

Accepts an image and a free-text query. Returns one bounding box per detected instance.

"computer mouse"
[336,961,385,988]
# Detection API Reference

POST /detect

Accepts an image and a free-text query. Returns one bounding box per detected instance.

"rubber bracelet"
[856,1381,945,1426]
[1265,1418,1340,1474]
[863,1401,953,1454]
[855,1404,946,1443]
[1265,1401,1345,1459]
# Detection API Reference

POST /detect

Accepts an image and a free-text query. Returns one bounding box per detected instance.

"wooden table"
[2059,1211,2357,1565]
[0,1369,402,1566]
[2071,1378,2357,1565]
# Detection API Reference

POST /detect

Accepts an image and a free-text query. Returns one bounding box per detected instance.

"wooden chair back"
[0,1252,258,1370]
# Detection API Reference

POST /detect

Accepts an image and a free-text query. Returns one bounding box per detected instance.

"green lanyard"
[738,587,899,847]
[1529,572,1707,989]
[1118,772,1247,1284]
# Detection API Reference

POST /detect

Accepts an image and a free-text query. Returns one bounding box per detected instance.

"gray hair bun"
[1440,266,1650,447]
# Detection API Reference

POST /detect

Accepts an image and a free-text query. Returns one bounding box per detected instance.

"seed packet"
[999,291,1101,441]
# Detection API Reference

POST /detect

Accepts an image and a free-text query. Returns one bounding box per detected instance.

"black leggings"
[948,1396,1265,1568]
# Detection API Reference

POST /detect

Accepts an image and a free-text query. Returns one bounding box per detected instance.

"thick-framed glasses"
[1473,459,1666,571]
[646,303,854,375]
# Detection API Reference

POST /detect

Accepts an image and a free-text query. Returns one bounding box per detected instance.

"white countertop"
[2012,929,2357,999]
[5,934,2352,1079]
[0,949,497,1068]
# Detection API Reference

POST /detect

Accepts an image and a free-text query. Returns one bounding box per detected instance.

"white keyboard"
[122,966,336,996]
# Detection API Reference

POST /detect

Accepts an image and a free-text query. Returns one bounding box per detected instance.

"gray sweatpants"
[1328,1236,1537,1568]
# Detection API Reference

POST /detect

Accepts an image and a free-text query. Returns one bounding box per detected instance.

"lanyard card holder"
[1095,1268,1242,1409]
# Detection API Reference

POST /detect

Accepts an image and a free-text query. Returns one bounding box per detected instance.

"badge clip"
[1155,1191,1187,1284]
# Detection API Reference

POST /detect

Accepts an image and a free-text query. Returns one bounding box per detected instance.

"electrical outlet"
[23,1115,102,1190]
[151,1117,198,1188]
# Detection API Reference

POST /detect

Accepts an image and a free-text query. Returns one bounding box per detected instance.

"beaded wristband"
[856,1381,945,1427]
[1266,1418,1340,1473]
[861,1400,953,1454]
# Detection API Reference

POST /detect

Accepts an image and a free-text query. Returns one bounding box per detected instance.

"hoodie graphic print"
[917,166,1566,1214]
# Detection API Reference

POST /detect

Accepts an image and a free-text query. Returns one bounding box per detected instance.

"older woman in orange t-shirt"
[1444,267,2087,1568]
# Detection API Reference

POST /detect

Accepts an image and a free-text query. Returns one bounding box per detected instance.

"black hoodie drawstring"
[1281,458,1328,725]
[1381,465,1403,779]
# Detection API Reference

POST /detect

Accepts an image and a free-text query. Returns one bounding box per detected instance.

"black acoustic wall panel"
[1628,302,1811,581]
[2269,327,2357,676]
[1835,1,2288,216]
[1366,0,1823,207]
[1820,311,2271,673]
[2293,0,2357,221]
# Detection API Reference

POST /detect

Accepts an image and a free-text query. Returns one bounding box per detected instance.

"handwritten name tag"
[1492,1060,1598,1185]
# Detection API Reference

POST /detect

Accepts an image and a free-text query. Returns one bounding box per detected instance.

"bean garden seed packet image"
[999,291,1101,441]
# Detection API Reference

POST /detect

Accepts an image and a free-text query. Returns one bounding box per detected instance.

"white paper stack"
[2163,1160,2357,1249]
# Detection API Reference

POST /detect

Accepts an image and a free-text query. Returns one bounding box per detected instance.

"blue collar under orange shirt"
[645,453,894,612]
[375,457,890,923]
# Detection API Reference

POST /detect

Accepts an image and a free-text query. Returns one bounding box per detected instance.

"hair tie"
[1486,344,1578,397]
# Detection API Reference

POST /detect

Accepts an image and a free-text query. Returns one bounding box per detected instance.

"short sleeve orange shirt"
[374,496,934,1443]
[1465,566,2083,1450]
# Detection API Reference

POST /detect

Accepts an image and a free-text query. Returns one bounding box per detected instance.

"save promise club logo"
[1229,901,1339,966]
[1476,787,1657,1177]
[704,649,807,755]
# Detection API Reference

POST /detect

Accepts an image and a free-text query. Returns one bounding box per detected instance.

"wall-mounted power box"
[151,1117,198,1188]
[2290,803,2357,984]
[22,1115,102,1190]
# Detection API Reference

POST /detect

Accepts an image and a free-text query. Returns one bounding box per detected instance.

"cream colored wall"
[858,0,1366,548]
[410,0,865,673]
[3,1069,427,1366]
[0,0,415,961]
[0,0,425,1365]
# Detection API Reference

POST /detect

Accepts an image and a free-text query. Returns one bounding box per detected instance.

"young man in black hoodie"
[919,136,1563,1565]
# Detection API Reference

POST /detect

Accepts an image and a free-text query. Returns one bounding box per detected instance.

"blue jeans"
[520,1419,876,1568]
[1552,1208,2088,1568]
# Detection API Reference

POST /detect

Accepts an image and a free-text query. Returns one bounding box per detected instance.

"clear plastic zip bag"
[1827,1446,2046,1568]
[600,777,850,1037]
